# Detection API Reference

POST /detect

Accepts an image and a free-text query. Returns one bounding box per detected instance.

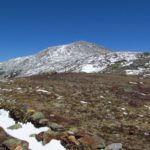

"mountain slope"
[0,41,150,78]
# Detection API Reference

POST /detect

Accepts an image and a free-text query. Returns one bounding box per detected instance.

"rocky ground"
[0,73,150,150]
[0,127,28,150]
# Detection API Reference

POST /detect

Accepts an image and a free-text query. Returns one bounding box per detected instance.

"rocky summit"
[0,41,150,79]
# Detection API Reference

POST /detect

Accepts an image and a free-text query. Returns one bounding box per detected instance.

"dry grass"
[0,73,150,149]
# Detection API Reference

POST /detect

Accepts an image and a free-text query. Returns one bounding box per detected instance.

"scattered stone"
[67,127,78,135]
[31,111,45,121]
[80,101,88,104]
[79,134,105,149]
[48,122,64,131]
[68,135,80,145]
[7,123,22,130]
[144,105,150,110]
[60,133,80,148]
[105,143,122,150]
[15,145,23,150]
[100,96,105,99]
[2,138,28,150]
[35,129,59,145]
[29,134,36,137]
[140,93,146,96]
[129,81,138,85]
[35,132,45,142]
[138,114,144,117]
[123,112,128,115]
[42,131,56,145]
[140,82,143,84]
[121,108,125,111]
[144,132,149,136]
[39,119,49,126]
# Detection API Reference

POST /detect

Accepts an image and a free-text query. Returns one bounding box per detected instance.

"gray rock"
[39,118,49,126]
[48,122,64,131]
[3,138,29,150]
[67,127,78,135]
[7,123,22,130]
[29,134,36,137]
[105,143,122,150]
[31,112,45,121]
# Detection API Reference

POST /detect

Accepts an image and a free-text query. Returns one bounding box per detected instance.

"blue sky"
[0,0,150,61]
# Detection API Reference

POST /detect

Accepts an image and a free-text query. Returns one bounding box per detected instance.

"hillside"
[0,73,150,149]
[0,41,150,78]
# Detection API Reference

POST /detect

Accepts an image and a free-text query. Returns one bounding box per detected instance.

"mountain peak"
[0,41,149,78]
[40,41,111,59]
[69,40,108,48]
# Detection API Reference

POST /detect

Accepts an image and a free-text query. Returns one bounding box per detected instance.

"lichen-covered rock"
[67,127,78,135]
[2,138,28,150]
[7,123,22,130]
[48,122,64,131]
[31,112,45,121]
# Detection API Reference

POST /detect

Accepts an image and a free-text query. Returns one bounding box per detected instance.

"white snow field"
[0,109,66,150]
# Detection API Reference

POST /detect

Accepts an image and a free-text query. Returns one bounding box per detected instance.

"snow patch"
[121,61,133,67]
[0,109,66,150]
[126,68,145,75]
[82,64,105,73]
[126,70,140,75]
